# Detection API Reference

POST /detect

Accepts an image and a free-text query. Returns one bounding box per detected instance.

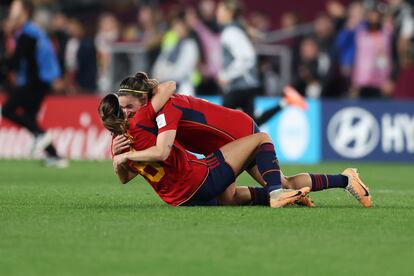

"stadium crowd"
[1,0,414,99]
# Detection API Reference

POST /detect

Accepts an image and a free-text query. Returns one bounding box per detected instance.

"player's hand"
[112,135,131,155]
[113,153,128,170]
[112,155,126,174]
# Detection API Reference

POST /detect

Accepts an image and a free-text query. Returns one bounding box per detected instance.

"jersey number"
[133,162,165,182]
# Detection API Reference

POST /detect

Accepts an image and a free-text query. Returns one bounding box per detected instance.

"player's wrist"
[123,152,131,161]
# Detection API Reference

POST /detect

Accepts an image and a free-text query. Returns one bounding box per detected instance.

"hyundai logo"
[327,107,380,158]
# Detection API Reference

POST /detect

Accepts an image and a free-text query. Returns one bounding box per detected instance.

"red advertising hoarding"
[0,95,112,160]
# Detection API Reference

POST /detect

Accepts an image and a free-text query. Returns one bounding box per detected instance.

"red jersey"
[155,94,257,155]
[126,103,208,206]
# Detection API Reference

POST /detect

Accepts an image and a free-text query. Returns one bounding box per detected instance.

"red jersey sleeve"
[155,101,183,134]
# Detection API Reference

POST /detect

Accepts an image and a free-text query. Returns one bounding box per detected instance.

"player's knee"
[256,132,272,143]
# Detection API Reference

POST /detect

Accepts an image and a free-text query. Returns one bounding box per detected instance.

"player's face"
[118,95,145,118]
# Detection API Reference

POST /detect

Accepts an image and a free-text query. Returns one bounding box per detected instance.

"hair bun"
[134,72,149,80]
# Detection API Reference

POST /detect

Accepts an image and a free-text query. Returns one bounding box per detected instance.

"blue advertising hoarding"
[202,96,321,164]
[322,100,414,162]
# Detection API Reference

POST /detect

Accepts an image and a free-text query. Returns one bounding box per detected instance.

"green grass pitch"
[1,160,413,276]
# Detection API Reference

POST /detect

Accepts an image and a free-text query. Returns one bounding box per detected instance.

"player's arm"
[150,81,176,113]
[127,130,176,161]
[113,130,176,164]
[110,136,137,184]
[113,161,138,184]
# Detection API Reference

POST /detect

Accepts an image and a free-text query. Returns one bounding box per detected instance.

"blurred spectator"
[198,0,220,32]
[292,37,326,98]
[122,23,137,41]
[248,10,271,42]
[95,13,120,93]
[387,0,414,78]
[65,18,97,94]
[152,12,200,95]
[335,1,365,78]
[0,19,14,89]
[290,12,340,98]
[311,13,341,97]
[216,0,260,115]
[49,12,69,77]
[0,27,6,88]
[0,0,411,100]
[280,10,302,47]
[281,10,300,31]
[1,0,67,167]
[186,5,221,95]
[326,0,347,32]
[216,0,290,126]
[216,0,293,125]
[279,11,303,81]
[134,4,165,69]
[313,13,336,58]
[351,6,393,98]
[248,10,280,96]
[280,10,302,43]
[390,0,414,98]
[32,7,51,32]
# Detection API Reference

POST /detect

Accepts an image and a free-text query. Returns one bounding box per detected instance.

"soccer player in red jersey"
[108,72,372,208]
[99,92,310,207]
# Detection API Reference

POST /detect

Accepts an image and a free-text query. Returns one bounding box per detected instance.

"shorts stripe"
[207,158,219,165]
[206,154,220,169]
[317,174,323,190]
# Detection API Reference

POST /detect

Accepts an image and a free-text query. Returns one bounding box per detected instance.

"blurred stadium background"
[1,0,414,275]
[1,0,414,162]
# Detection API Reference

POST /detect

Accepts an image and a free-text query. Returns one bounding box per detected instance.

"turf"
[0,160,413,276]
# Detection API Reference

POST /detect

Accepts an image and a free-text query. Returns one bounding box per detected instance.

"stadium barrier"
[322,100,414,162]
[202,96,321,164]
[0,95,112,160]
[0,95,413,162]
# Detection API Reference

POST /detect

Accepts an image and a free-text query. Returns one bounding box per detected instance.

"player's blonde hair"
[98,94,127,136]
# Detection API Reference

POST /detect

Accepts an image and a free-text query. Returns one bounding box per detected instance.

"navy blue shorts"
[181,150,235,206]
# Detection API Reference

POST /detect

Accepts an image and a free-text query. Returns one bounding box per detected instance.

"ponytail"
[98,94,128,136]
